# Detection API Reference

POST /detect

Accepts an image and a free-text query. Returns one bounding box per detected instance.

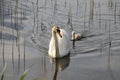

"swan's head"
[72,31,75,36]
[52,26,62,38]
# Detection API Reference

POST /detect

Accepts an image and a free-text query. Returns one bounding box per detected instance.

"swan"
[71,31,82,41]
[48,26,70,58]
[71,31,82,48]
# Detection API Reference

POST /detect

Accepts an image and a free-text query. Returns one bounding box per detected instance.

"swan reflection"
[49,54,70,80]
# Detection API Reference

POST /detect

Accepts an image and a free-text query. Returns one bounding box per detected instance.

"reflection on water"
[108,46,116,80]
[49,54,70,80]
[1,0,120,80]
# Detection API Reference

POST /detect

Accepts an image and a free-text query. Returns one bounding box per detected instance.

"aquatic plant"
[76,0,79,16]
[19,64,37,80]
[20,0,23,24]
[114,1,117,25]
[19,69,29,80]
[24,37,26,71]
[54,0,57,15]
[67,5,73,30]
[10,0,13,26]
[0,0,5,45]
[89,0,94,22]
[64,0,66,8]
[35,0,39,34]
[32,2,36,35]
[99,2,101,29]
[14,0,21,73]
[84,2,87,31]
[0,64,7,80]
[44,0,47,9]
[32,0,39,35]
[108,0,113,8]
[1,0,5,66]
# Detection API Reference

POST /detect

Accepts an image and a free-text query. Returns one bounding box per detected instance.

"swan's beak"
[57,29,62,38]
[57,31,62,38]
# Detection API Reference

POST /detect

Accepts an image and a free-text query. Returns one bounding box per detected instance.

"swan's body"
[48,26,70,58]
[71,31,82,40]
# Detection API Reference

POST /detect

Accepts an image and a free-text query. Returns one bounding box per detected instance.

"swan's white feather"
[48,29,70,58]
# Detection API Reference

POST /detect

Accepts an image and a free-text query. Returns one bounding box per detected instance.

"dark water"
[0,0,120,80]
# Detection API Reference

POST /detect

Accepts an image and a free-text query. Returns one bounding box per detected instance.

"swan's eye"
[57,29,60,32]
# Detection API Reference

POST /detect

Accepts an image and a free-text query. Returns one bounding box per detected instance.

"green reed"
[108,22,111,51]
[15,0,19,44]
[23,1,26,19]
[21,0,23,24]
[36,0,39,35]
[54,0,57,15]
[84,2,87,31]
[19,70,38,80]
[88,0,94,30]
[89,0,94,22]
[40,16,45,31]
[108,0,113,8]
[19,64,37,80]
[107,22,116,80]
[99,2,101,29]
[10,0,15,70]
[64,0,66,8]
[32,2,36,35]
[108,22,112,80]
[15,0,21,73]
[67,5,73,30]
[44,0,47,9]
[114,1,117,25]
[1,0,5,45]
[0,64,7,80]
[1,0,5,67]
[0,0,2,44]
[12,32,15,70]
[19,69,29,80]
[8,0,10,15]
[10,0,13,26]
[24,37,26,71]
[76,0,79,16]
[105,21,107,32]
[2,37,5,67]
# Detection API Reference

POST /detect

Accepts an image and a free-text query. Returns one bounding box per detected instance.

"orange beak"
[57,31,62,38]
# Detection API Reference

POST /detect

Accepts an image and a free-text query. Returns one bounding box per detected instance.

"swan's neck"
[52,31,60,57]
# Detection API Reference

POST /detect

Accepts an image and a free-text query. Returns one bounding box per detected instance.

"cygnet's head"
[72,31,75,35]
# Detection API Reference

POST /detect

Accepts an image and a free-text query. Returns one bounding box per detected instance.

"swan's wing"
[57,29,71,56]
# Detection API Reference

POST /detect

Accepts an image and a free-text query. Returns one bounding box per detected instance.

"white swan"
[48,26,70,58]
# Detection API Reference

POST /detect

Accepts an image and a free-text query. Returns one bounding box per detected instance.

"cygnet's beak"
[57,29,62,38]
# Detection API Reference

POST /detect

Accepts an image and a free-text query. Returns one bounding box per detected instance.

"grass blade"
[19,63,35,80]
[19,69,29,80]
[0,64,7,80]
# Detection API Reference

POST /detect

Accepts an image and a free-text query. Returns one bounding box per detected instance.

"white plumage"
[48,26,70,58]
[71,31,82,40]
